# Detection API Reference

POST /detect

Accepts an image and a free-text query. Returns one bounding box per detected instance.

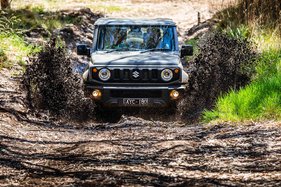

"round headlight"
[98,68,111,81]
[161,69,173,81]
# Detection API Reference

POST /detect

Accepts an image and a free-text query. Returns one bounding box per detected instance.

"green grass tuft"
[223,24,250,40]
[203,49,281,122]
[0,33,41,71]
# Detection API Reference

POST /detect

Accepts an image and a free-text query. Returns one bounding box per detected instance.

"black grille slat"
[151,69,158,80]
[123,69,130,80]
[114,69,120,80]
[142,69,149,81]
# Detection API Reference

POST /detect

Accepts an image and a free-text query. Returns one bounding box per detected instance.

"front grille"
[112,69,160,83]
[92,68,180,83]
[110,90,162,98]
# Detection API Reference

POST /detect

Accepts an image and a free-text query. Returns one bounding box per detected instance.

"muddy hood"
[91,52,180,66]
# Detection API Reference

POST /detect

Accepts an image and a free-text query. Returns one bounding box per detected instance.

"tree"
[1,0,11,9]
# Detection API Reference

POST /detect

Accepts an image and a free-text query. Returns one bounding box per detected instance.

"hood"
[91,51,180,66]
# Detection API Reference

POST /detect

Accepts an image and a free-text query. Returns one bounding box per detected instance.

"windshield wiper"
[140,48,170,53]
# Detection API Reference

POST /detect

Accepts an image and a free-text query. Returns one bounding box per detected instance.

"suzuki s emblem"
[132,71,140,78]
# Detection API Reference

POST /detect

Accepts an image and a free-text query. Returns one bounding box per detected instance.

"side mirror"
[77,44,91,57]
[180,44,193,58]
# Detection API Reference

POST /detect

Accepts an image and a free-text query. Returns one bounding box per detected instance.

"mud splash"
[178,32,256,122]
[23,31,255,123]
[24,38,95,120]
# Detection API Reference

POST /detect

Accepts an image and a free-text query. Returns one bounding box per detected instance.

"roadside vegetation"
[204,0,281,122]
[0,33,40,71]
[0,4,85,73]
[0,13,41,71]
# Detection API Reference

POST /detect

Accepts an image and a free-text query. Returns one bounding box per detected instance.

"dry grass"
[217,0,281,30]
[238,0,281,27]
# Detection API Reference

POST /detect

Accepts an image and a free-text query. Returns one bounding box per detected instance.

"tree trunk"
[1,0,10,9]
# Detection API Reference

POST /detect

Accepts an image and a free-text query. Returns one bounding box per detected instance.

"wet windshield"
[97,25,176,51]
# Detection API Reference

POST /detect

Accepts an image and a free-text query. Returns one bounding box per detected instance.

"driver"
[145,27,161,49]
[114,28,127,47]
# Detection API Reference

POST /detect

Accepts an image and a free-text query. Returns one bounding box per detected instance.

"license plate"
[123,98,149,106]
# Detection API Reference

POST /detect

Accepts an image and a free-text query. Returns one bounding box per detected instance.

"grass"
[204,48,281,122]
[204,74,281,122]
[203,0,281,123]
[0,33,41,71]
[90,5,124,13]
[215,0,281,32]
[12,0,125,14]
[1,7,83,32]
[184,38,200,61]
[0,4,83,72]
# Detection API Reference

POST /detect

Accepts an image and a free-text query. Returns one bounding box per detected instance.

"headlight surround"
[98,68,111,81]
[161,69,173,82]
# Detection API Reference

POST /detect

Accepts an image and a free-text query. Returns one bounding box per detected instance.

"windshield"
[96,25,176,51]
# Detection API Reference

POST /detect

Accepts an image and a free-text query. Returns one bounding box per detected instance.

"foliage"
[0,33,41,71]
[0,48,11,70]
[204,0,281,122]
[204,49,281,122]
[216,0,281,32]
[223,24,250,40]
[0,5,84,72]
[0,14,22,34]
[0,6,82,33]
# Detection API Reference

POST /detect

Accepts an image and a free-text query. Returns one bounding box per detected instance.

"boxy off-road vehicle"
[77,18,193,108]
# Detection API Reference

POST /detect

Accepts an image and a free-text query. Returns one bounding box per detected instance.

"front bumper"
[85,85,186,107]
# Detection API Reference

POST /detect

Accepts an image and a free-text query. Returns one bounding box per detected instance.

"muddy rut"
[1,95,281,186]
[0,74,281,186]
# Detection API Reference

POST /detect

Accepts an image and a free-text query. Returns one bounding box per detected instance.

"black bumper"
[85,85,186,107]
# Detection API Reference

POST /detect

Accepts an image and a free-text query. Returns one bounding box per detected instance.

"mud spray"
[178,32,255,122]
[24,38,95,121]
[24,32,255,122]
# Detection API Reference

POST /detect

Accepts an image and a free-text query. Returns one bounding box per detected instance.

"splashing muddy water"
[178,32,256,122]
[24,38,95,120]
[23,32,255,122]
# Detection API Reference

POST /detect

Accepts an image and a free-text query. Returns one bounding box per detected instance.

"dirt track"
[1,1,281,186]
[1,72,281,186]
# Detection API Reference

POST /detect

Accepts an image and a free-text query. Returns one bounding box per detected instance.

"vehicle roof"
[94,18,176,26]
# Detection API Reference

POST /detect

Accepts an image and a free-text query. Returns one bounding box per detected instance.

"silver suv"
[77,18,193,108]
